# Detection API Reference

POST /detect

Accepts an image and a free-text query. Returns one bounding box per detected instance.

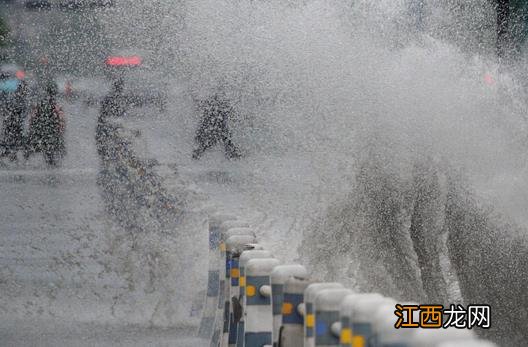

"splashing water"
[2,0,527,345]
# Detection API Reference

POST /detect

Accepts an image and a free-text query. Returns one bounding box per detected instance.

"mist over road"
[1,1,527,346]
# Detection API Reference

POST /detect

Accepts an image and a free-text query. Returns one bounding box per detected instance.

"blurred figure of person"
[192,92,241,160]
[25,82,66,165]
[97,79,127,159]
[407,0,425,32]
[100,78,127,119]
[496,0,512,60]
[1,81,28,161]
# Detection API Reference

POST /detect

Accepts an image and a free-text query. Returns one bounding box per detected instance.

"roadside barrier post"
[217,224,253,347]
[222,232,256,347]
[218,221,251,311]
[372,302,415,347]
[210,214,237,250]
[304,283,344,347]
[226,235,258,347]
[237,250,274,347]
[200,214,237,344]
[279,276,312,347]
[338,294,368,347]
[244,258,281,347]
[348,294,393,347]
[314,288,355,346]
[222,228,257,333]
[270,265,309,347]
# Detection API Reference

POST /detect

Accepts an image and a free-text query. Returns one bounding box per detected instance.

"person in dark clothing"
[100,78,127,119]
[25,82,66,165]
[192,93,241,160]
[97,79,127,160]
[1,81,28,161]
[496,0,512,59]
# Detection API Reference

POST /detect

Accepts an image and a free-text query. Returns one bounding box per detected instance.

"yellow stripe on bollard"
[306,314,315,328]
[231,268,240,278]
[246,285,256,297]
[340,328,352,344]
[352,335,365,347]
[240,276,246,287]
[282,302,294,315]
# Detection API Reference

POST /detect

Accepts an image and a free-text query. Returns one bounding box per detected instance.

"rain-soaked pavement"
[0,2,207,345]
[0,100,204,345]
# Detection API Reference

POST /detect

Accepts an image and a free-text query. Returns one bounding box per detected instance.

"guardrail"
[199,213,499,347]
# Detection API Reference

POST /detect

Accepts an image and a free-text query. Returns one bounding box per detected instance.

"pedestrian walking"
[1,81,28,161]
[192,92,241,160]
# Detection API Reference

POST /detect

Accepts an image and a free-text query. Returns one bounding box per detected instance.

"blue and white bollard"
[372,301,415,347]
[237,250,274,347]
[218,226,254,347]
[225,235,257,347]
[270,264,308,347]
[220,227,254,302]
[203,214,237,345]
[221,220,251,232]
[279,276,312,347]
[221,229,256,307]
[244,258,281,347]
[304,283,344,347]
[338,293,369,347]
[218,221,251,310]
[314,288,355,346]
[210,214,237,250]
[347,294,393,347]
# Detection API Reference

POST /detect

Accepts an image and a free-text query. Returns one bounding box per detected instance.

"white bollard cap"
[223,227,256,241]
[352,295,394,324]
[220,220,250,233]
[271,265,309,285]
[373,301,416,345]
[315,288,356,312]
[240,250,273,268]
[226,235,258,253]
[340,293,384,319]
[410,327,477,347]
[210,213,237,227]
[246,258,281,277]
[285,276,312,295]
[305,282,344,303]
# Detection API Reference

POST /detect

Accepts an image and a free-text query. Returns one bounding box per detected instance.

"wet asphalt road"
[0,2,205,345]
[0,99,204,346]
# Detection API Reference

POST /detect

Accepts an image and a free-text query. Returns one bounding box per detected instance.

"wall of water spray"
[100,0,528,344]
